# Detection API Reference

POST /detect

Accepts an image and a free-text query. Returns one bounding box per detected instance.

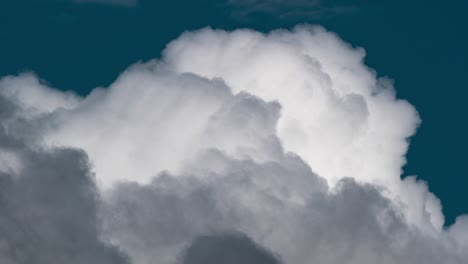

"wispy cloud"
[226,0,369,20]
[72,0,138,7]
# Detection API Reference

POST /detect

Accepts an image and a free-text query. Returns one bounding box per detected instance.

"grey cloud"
[0,94,129,264]
[103,150,466,264]
[179,232,281,264]
[103,151,326,264]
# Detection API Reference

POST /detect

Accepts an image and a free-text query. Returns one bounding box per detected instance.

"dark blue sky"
[1,0,467,225]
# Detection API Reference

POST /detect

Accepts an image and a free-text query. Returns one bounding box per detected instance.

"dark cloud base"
[180,232,281,264]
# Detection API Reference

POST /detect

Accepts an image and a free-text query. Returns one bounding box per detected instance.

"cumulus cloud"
[162,25,442,229]
[102,150,468,264]
[0,25,467,264]
[0,92,128,264]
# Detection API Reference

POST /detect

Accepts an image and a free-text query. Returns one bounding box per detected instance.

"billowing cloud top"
[0,25,467,264]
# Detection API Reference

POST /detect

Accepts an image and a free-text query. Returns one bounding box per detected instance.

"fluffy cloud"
[41,64,283,187]
[163,25,443,229]
[0,92,128,264]
[0,25,467,264]
[103,153,468,264]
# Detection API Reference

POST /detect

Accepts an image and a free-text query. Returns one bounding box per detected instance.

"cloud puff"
[38,64,283,187]
[0,25,467,264]
[163,25,442,229]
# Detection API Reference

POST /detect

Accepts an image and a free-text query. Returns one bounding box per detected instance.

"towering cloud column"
[0,25,467,264]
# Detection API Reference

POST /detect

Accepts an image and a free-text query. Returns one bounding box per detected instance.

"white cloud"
[162,25,441,229]
[39,63,283,187]
[0,25,467,264]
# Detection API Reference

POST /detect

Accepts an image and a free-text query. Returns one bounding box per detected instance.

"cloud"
[0,92,129,264]
[225,0,368,20]
[72,0,138,7]
[101,150,467,264]
[162,25,440,229]
[0,25,467,264]
[37,63,284,188]
[179,232,281,264]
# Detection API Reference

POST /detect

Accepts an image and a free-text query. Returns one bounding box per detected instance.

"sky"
[0,0,468,264]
